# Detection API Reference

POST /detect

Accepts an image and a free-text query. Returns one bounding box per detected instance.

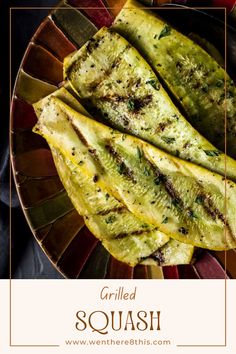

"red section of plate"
[162,266,179,279]
[57,228,99,278]
[13,149,57,177]
[68,0,114,27]
[194,252,228,279]
[11,98,38,132]
[106,257,134,279]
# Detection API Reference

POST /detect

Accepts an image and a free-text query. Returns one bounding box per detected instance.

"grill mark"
[199,193,232,231]
[88,56,122,91]
[99,94,153,114]
[114,227,158,239]
[142,153,208,241]
[87,44,129,91]
[145,158,183,207]
[86,37,100,54]
[65,37,102,82]
[149,249,165,265]
[156,120,173,133]
[63,112,105,174]
[88,148,100,163]
[64,111,89,148]
[97,206,126,216]
[105,144,136,183]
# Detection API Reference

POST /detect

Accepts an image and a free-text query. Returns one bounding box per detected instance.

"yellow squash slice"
[33,97,236,251]
[113,0,236,158]
[34,88,194,266]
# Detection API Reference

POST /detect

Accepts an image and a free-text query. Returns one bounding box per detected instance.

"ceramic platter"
[10,0,236,279]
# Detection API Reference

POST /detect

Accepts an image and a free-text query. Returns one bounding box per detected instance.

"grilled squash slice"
[64,27,236,181]
[33,97,236,251]
[113,0,236,158]
[34,88,194,266]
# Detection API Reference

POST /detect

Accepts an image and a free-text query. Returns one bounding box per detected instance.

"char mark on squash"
[114,227,158,239]
[144,157,183,207]
[65,114,105,172]
[105,143,136,182]
[87,45,129,91]
[156,120,173,133]
[97,206,126,216]
[86,37,100,54]
[64,112,90,148]
[149,249,165,265]
[200,193,230,225]
[99,94,153,114]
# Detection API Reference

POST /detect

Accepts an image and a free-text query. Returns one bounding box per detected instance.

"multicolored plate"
[10,0,236,279]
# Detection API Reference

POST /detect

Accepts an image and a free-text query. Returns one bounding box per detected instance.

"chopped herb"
[162,216,169,224]
[154,34,158,39]
[172,114,179,120]
[161,136,175,144]
[78,160,84,165]
[201,84,209,92]
[195,195,204,204]
[146,79,160,90]
[153,44,158,49]
[178,227,188,235]
[216,79,224,88]
[117,161,126,175]
[203,150,221,157]
[143,167,150,176]
[176,150,180,157]
[137,146,143,160]
[158,25,171,40]
[127,99,135,111]
[187,210,198,219]
[141,223,149,228]
[90,64,95,68]
[172,198,180,209]
[154,176,161,185]
[105,193,110,200]
[226,91,234,98]
[105,215,116,224]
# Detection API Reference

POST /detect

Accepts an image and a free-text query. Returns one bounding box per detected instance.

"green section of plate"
[52,5,97,47]
[26,190,74,230]
[15,70,57,104]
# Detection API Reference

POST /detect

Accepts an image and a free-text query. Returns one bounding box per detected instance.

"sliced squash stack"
[64,27,236,182]
[112,0,236,158]
[34,88,194,266]
[32,1,236,267]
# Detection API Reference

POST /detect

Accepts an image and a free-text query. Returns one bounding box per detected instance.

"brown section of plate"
[33,17,77,61]
[22,43,63,85]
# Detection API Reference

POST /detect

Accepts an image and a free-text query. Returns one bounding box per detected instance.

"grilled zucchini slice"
[33,97,236,251]
[34,88,194,266]
[113,0,236,158]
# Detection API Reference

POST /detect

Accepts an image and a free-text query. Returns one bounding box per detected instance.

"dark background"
[0,0,63,279]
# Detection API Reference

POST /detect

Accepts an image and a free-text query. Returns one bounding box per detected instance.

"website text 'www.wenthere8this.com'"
[65,338,172,346]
